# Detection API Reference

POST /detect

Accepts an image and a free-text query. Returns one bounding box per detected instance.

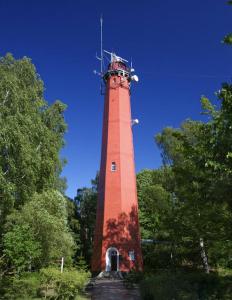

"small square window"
[111,162,116,172]
[129,250,135,261]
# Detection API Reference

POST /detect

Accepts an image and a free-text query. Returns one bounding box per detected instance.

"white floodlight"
[132,119,139,126]
[131,75,139,82]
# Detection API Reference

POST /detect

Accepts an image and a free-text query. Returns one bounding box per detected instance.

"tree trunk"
[199,238,210,273]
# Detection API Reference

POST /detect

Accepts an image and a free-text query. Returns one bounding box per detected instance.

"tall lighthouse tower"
[91,49,143,273]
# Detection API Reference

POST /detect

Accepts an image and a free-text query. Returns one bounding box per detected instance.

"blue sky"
[0,0,231,198]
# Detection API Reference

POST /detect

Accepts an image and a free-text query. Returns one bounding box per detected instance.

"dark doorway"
[111,250,117,271]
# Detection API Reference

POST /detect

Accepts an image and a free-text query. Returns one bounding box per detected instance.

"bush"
[140,270,232,300]
[3,224,41,273]
[1,273,40,300]
[5,190,75,270]
[124,270,144,288]
[40,267,90,299]
[0,267,90,300]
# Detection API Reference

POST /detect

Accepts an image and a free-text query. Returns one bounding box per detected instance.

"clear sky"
[0,0,231,198]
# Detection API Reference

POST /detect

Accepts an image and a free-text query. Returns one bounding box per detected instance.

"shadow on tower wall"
[103,205,143,271]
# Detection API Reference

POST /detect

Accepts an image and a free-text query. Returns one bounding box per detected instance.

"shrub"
[124,270,144,288]
[2,272,40,300]
[140,270,232,300]
[40,267,90,299]
[1,267,90,300]
[3,224,41,273]
[5,190,75,270]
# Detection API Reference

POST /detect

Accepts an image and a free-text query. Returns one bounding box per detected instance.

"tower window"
[129,250,135,261]
[111,162,116,172]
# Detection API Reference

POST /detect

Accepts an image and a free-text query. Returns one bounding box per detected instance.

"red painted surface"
[91,60,143,273]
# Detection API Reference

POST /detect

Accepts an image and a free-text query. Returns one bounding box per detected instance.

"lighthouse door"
[106,247,119,271]
[111,250,117,271]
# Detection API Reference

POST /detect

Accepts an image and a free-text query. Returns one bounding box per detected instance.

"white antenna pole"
[100,15,103,74]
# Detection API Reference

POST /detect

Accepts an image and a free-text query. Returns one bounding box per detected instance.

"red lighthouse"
[92,50,143,274]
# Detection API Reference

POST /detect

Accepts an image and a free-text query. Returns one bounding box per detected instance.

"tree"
[3,190,75,273]
[0,54,67,235]
[223,1,232,44]
[66,197,82,261]
[3,224,41,273]
[200,85,232,209]
[137,169,173,241]
[137,168,175,269]
[155,94,232,270]
[74,174,98,265]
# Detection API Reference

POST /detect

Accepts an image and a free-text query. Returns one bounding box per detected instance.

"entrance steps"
[85,271,124,294]
[96,271,124,280]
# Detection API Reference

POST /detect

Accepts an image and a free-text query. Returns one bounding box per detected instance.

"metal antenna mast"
[94,16,105,94]
[100,15,103,74]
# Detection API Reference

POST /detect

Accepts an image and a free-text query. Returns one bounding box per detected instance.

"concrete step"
[96,271,124,280]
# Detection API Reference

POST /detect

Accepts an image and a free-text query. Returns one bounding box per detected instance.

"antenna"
[130,57,135,72]
[100,15,103,74]
[103,50,128,63]
[94,15,105,95]
[94,17,139,95]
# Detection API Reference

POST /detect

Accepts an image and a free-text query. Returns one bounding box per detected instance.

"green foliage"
[0,53,67,231]
[223,34,232,44]
[40,267,90,299]
[222,2,232,44]
[66,197,82,260]
[137,168,177,269]
[4,190,75,271]
[74,174,98,265]
[201,96,216,116]
[137,168,173,240]
[0,269,90,300]
[154,85,232,269]
[0,55,82,300]
[2,273,41,300]
[124,270,144,288]
[3,224,41,273]
[140,270,232,300]
[76,256,89,271]
[136,85,232,274]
